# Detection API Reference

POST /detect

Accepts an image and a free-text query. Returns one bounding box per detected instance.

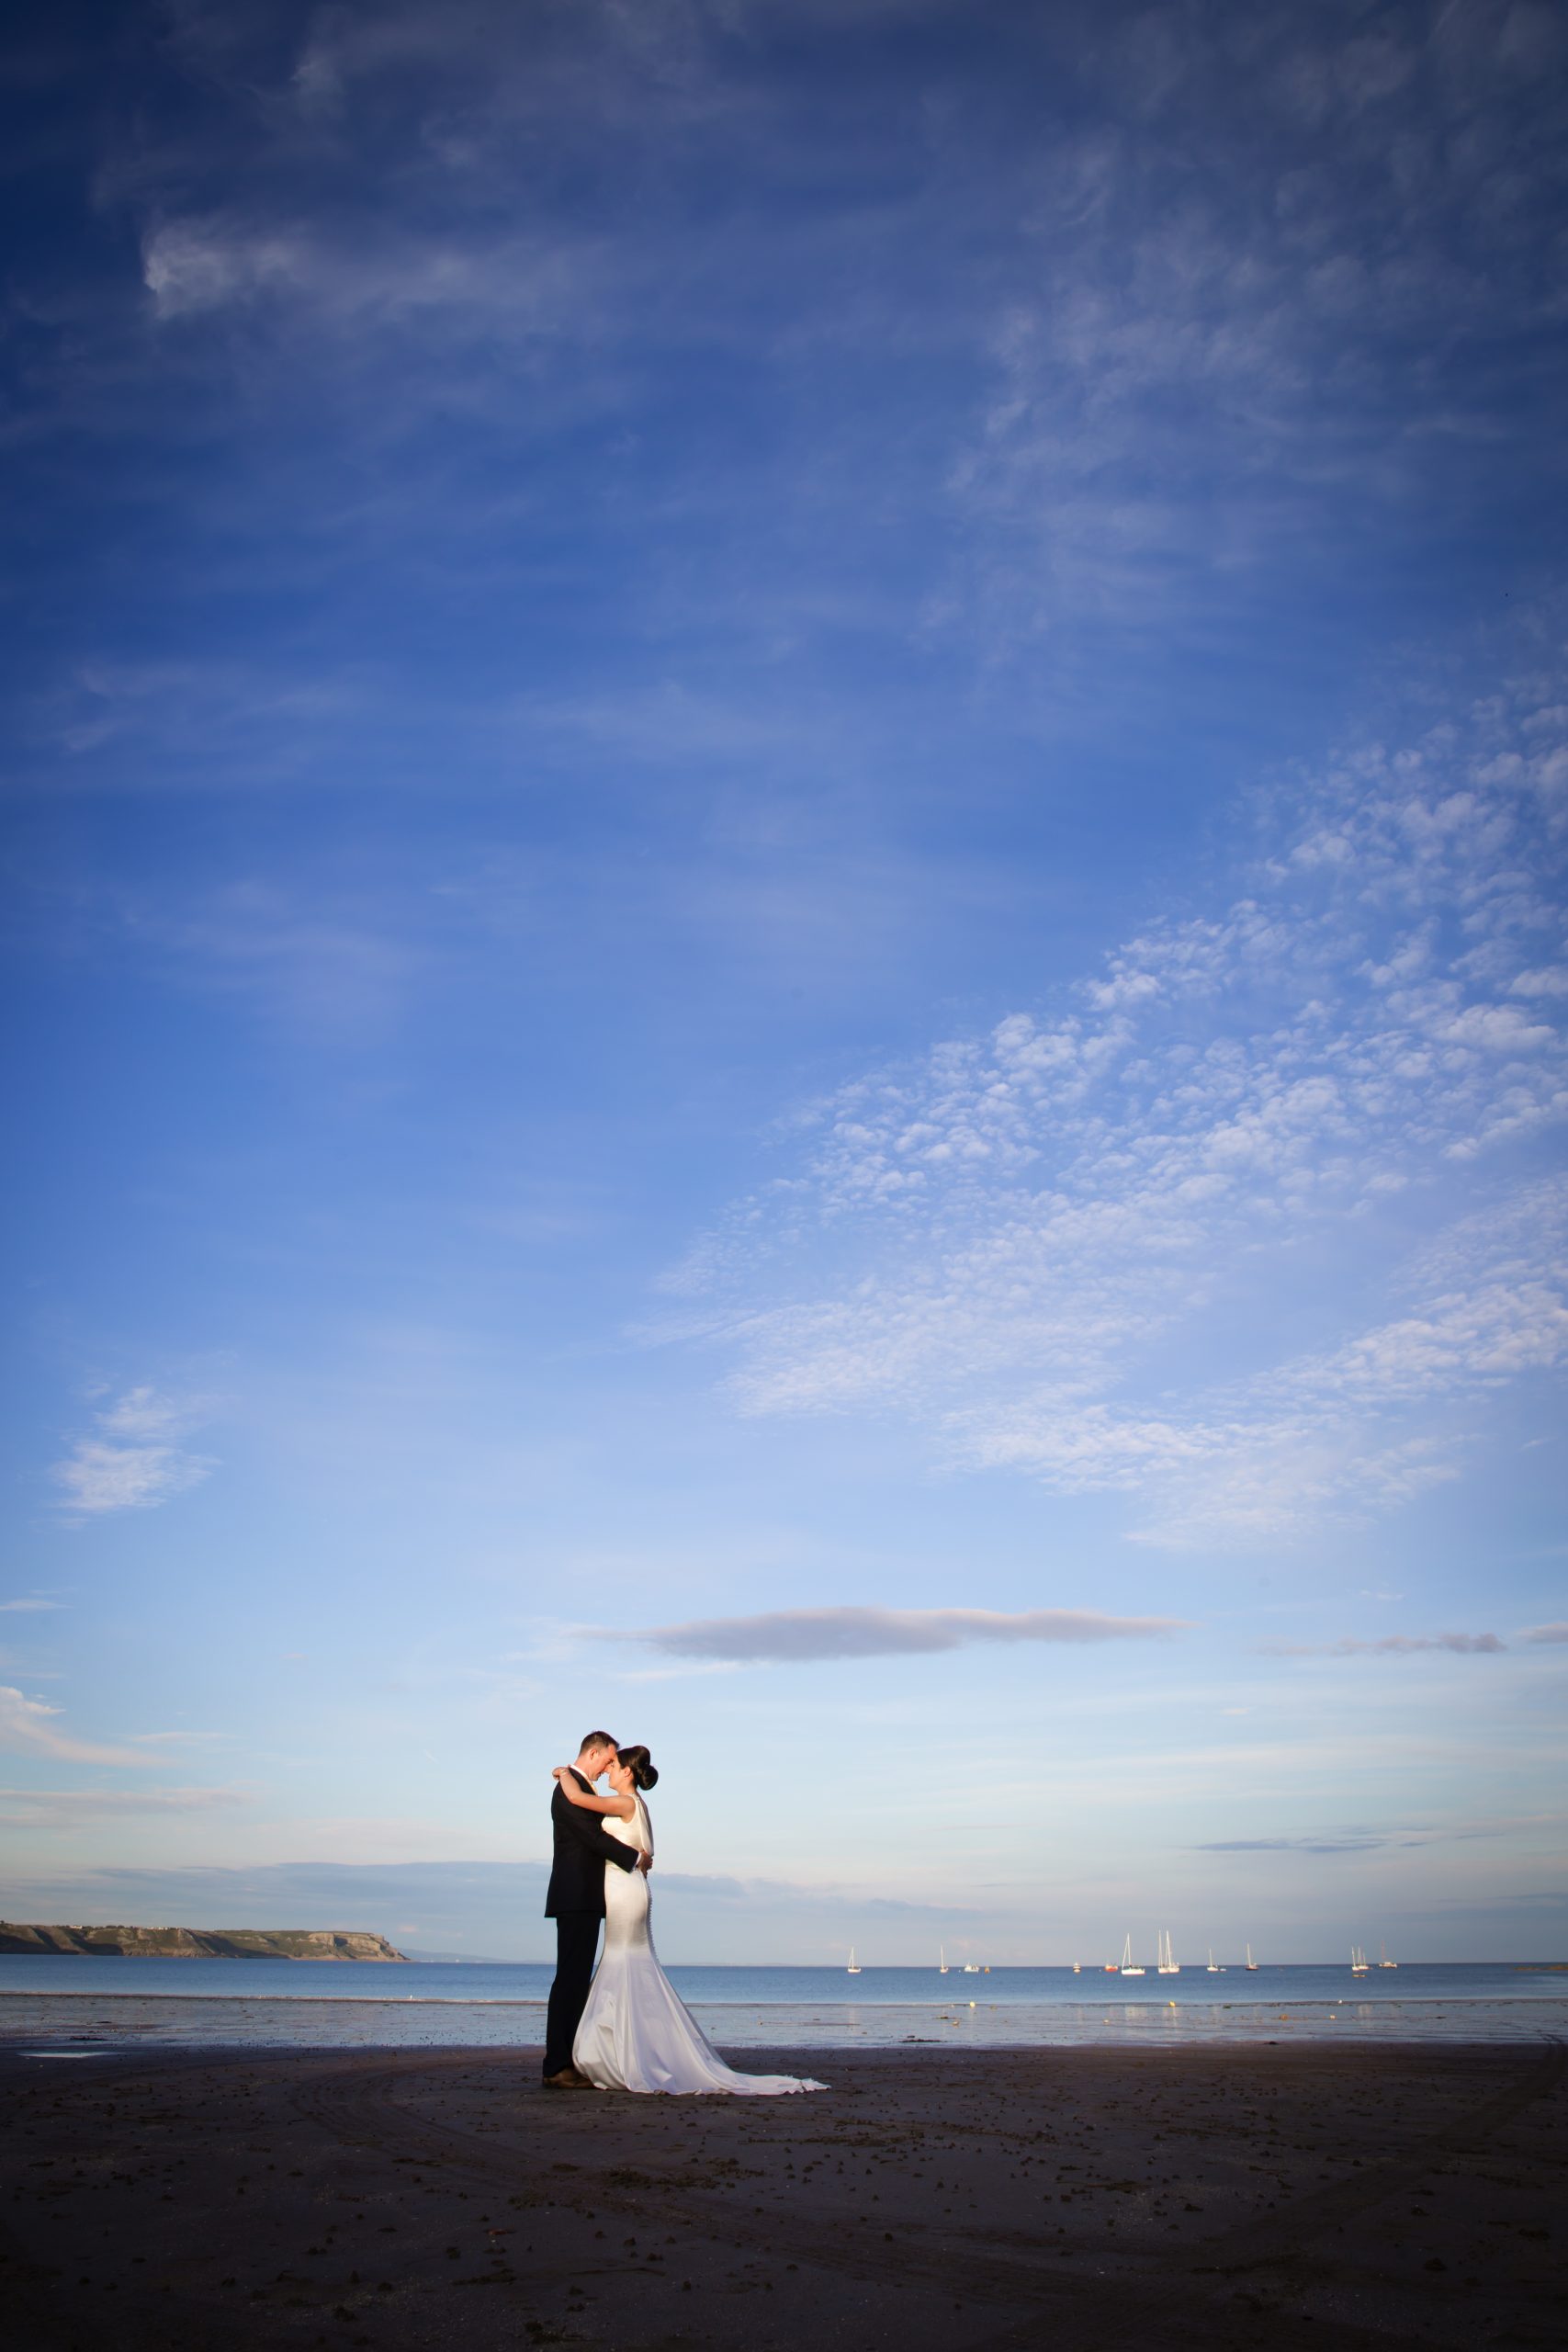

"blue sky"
[2,0,1564,1964]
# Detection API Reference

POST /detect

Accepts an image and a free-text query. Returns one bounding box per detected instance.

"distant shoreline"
[0,1924,406,1962]
[0,1951,409,1961]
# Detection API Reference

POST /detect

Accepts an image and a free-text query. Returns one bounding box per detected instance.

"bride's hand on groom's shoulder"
[550,1765,570,1781]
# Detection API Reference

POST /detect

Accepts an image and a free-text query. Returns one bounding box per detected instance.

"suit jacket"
[544,1768,639,1917]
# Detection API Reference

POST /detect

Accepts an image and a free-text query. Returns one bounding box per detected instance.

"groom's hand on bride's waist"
[636,1853,653,1872]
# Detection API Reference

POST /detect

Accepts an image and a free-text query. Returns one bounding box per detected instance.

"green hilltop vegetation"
[0,1922,407,1961]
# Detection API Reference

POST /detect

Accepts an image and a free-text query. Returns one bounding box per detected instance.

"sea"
[3,1957,1565,2052]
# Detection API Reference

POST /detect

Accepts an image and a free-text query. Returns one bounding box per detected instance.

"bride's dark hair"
[617,1744,658,1792]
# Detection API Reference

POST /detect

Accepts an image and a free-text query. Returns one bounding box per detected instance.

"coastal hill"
[0,1922,407,1961]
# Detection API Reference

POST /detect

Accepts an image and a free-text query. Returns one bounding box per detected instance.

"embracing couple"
[542,1729,825,2098]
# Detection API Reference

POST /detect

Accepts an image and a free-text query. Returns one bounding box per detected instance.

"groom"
[542,1729,651,2088]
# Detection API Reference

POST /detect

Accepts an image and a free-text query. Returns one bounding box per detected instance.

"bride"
[552,1746,826,2097]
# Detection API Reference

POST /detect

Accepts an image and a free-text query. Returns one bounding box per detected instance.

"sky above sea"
[1,0,1564,1966]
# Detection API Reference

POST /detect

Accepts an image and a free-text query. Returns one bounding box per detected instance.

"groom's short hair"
[580,1729,617,1756]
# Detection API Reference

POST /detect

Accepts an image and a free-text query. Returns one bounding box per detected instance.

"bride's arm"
[552,1767,635,1820]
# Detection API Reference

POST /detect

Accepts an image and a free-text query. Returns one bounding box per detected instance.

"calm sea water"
[3,1958,1564,2051]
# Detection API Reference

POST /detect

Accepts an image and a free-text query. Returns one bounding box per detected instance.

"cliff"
[0,1922,407,1961]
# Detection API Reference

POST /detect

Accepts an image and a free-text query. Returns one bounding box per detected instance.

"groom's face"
[584,1744,615,1781]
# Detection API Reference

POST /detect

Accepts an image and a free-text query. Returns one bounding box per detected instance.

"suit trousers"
[544,1912,603,2076]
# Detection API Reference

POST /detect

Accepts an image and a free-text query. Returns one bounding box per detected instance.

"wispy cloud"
[667,684,1568,1545]
[0,1785,245,1827]
[141,214,599,341]
[51,1386,214,1517]
[0,1687,155,1767]
[596,1605,1190,1665]
[945,5,1568,670]
[95,1386,195,1438]
[0,1598,62,1614]
[36,0,1551,759]
[1195,1813,1519,1854]
[1521,1622,1568,1646]
[1258,1633,1506,1658]
[1197,1830,1428,1855]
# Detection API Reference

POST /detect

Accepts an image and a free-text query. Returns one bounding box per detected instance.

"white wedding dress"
[572,1794,827,2097]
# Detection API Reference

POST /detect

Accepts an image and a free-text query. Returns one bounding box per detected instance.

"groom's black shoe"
[542,2066,592,2089]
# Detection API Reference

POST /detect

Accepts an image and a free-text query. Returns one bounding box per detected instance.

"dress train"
[572,1797,826,2097]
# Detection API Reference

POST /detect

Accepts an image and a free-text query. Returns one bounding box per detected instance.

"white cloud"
[51,1387,215,1517]
[1521,1622,1568,1646]
[142,216,592,337]
[96,1385,188,1437]
[0,1598,62,1614]
[667,686,1568,1544]
[601,1605,1190,1665]
[52,1440,209,1515]
[0,1687,155,1767]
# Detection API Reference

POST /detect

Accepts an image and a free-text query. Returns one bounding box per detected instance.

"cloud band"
[602,1604,1190,1665]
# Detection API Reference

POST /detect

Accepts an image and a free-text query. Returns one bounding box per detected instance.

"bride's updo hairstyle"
[617,1744,658,1792]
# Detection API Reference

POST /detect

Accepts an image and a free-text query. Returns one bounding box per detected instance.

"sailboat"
[1378,1942,1397,1969]
[1072,1961,1081,1974]
[1245,1944,1258,1971]
[1157,1929,1179,1976]
[939,1946,948,1974]
[1119,1933,1145,1977]
[1350,1945,1369,1975]
[1206,1949,1222,1973]
[846,1947,862,1975]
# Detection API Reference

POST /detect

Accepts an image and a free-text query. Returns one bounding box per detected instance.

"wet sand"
[2,2038,1562,2350]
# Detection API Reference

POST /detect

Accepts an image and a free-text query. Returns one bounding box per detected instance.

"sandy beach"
[2,2038,1562,2350]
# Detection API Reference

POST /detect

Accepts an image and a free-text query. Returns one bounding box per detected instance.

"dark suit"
[542,1768,639,2078]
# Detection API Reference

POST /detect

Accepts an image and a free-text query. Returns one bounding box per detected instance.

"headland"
[0,1923,405,1962]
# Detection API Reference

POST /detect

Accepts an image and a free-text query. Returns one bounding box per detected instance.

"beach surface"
[2,2039,1562,2350]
